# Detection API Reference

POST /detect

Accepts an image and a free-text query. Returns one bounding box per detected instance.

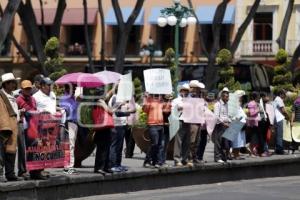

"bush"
[133,77,143,104]
[275,49,288,64]
[216,49,232,67]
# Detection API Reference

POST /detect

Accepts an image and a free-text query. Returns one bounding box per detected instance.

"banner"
[222,120,245,142]
[168,108,180,140]
[181,98,205,124]
[143,68,172,94]
[25,112,70,171]
[116,73,133,102]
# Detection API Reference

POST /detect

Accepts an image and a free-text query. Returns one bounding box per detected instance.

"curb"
[1,156,300,199]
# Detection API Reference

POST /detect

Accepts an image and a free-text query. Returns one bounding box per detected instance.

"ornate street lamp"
[140,38,163,68]
[157,0,196,94]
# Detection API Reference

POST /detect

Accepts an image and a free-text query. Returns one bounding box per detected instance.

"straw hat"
[21,80,33,89]
[1,73,19,85]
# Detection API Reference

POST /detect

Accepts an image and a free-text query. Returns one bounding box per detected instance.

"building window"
[64,25,94,56]
[0,38,11,56]
[200,24,231,55]
[253,12,273,41]
[156,26,185,56]
[112,26,141,56]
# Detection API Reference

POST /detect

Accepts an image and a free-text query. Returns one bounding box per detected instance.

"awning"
[196,5,235,24]
[148,7,164,24]
[34,8,98,25]
[105,7,144,25]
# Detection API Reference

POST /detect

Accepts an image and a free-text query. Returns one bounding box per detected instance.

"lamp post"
[157,0,196,94]
[139,38,163,68]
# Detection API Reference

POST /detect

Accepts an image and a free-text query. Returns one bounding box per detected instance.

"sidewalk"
[1,143,300,200]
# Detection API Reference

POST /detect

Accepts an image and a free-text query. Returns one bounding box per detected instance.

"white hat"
[189,80,205,89]
[234,90,245,97]
[178,83,190,91]
[1,73,19,84]
[221,87,229,93]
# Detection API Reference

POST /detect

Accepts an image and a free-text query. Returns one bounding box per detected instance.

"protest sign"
[25,112,70,170]
[228,93,239,119]
[222,120,245,142]
[168,108,180,140]
[116,72,133,102]
[181,98,205,124]
[292,122,300,143]
[143,69,172,94]
[283,120,292,142]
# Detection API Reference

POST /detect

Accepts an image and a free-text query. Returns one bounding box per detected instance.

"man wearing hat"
[187,80,206,166]
[16,80,48,180]
[33,77,57,114]
[0,73,22,181]
[172,83,190,166]
[213,87,231,163]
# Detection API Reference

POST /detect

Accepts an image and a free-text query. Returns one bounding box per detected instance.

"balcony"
[240,40,277,57]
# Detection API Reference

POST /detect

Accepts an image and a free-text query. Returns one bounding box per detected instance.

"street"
[69,176,300,200]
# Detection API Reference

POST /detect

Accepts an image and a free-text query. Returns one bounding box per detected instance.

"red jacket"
[16,94,37,111]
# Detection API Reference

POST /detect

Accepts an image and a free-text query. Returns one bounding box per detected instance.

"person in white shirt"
[213,87,231,163]
[273,89,289,154]
[33,77,57,114]
[172,83,190,166]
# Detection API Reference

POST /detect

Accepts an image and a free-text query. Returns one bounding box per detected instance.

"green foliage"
[164,48,177,91]
[133,77,143,104]
[275,49,288,65]
[44,37,66,81]
[217,66,241,91]
[216,49,232,67]
[272,50,294,94]
[133,107,147,128]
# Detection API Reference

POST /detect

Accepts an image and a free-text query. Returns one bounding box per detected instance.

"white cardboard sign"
[116,73,133,102]
[143,68,172,94]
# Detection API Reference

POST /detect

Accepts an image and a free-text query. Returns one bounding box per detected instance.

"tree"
[17,0,66,75]
[188,0,261,90]
[229,0,261,54]
[0,0,21,48]
[112,0,145,73]
[83,0,94,73]
[273,49,294,93]
[98,0,106,69]
[277,0,294,49]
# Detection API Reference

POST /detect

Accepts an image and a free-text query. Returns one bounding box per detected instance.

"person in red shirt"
[142,93,171,168]
[16,80,48,180]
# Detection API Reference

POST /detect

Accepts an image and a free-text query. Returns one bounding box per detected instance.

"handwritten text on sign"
[143,69,172,94]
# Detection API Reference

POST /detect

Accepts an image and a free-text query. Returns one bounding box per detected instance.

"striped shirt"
[292,102,300,122]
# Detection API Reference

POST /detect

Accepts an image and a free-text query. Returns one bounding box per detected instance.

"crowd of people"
[0,72,299,183]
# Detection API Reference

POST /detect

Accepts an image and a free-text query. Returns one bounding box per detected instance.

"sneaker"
[118,166,128,172]
[175,162,183,167]
[186,162,194,167]
[143,162,152,168]
[194,159,206,165]
[110,167,122,173]
[63,168,79,175]
[18,172,30,180]
[161,163,170,168]
[154,164,162,168]
[216,159,225,163]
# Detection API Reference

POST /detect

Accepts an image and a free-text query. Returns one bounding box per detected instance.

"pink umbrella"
[55,72,105,88]
[94,70,121,84]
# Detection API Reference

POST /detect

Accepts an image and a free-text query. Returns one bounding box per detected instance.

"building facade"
[0,0,299,77]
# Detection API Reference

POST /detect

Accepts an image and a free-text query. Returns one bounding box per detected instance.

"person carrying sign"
[173,83,190,167]
[213,87,231,163]
[142,93,170,168]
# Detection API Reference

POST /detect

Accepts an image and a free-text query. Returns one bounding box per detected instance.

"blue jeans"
[144,125,165,165]
[274,120,284,153]
[109,126,126,168]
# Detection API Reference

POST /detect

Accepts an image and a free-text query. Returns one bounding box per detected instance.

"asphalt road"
[69,176,300,200]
